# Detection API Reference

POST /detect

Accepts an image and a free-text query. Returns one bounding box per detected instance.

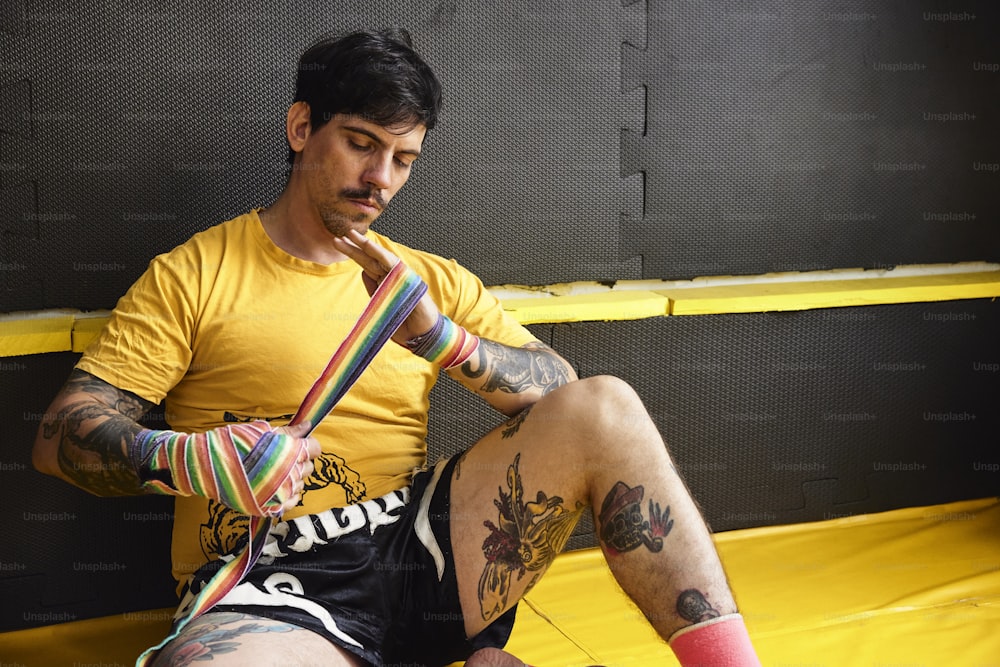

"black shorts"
[177,455,516,667]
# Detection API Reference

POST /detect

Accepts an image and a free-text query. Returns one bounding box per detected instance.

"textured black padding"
[621,0,1000,278]
[0,1,641,313]
[0,352,176,633]
[2,1,999,313]
[550,300,1000,531]
[427,301,1000,538]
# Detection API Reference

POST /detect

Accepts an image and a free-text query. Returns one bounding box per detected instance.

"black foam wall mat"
[622,0,1000,278]
[553,300,1000,530]
[0,1,641,313]
[0,352,175,632]
[4,1,997,311]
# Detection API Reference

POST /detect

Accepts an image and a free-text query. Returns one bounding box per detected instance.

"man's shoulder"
[150,211,256,267]
[179,211,255,250]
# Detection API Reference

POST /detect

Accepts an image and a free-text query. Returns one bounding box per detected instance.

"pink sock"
[668,614,762,667]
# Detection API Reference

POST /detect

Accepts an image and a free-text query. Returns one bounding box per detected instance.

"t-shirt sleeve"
[76,253,196,405]
[438,259,539,349]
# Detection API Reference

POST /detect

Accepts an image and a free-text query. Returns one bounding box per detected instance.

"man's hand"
[130,420,322,517]
[332,229,441,343]
[263,422,323,514]
[331,229,578,417]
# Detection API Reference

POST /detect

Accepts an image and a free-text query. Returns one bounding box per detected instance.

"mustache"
[341,188,386,210]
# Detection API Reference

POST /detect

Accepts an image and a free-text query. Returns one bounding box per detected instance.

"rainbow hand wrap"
[130,421,307,517]
[135,261,427,666]
[405,312,480,369]
[290,261,427,429]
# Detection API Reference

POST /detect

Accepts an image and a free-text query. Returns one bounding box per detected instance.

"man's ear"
[286,101,312,156]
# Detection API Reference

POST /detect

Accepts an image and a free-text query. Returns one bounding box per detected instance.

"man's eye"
[394,157,414,169]
[349,140,370,151]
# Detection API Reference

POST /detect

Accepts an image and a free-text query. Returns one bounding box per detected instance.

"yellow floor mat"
[2,497,998,666]
[507,496,1000,666]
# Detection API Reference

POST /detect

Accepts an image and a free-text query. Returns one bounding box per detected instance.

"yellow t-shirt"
[77,210,537,585]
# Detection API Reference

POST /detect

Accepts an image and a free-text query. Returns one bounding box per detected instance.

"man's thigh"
[151,611,363,667]
[448,384,602,639]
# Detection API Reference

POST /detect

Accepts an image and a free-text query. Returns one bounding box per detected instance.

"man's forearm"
[34,370,152,496]
[447,340,577,416]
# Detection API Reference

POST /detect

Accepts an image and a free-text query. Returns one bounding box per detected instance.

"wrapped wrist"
[405,313,480,369]
[129,428,181,493]
[127,421,302,517]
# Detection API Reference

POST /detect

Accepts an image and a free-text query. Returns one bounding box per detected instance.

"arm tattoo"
[459,339,572,396]
[41,369,155,495]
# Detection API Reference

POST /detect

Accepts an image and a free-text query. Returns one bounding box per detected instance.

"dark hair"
[286,29,442,166]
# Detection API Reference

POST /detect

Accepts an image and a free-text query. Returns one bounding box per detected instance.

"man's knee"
[550,375,653,434]
[547,375,672,466]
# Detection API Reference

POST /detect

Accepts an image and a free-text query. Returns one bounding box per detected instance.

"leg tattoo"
[479,453,584,621]
[155,612,297,665]
[501,406,532,439]
[598,481,674,556]
[676,589,722,624]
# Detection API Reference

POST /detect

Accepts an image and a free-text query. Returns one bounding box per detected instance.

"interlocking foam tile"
[3,498,998,666]
[620,0,1000,279]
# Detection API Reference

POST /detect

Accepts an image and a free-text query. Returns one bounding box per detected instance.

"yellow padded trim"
[0,310,76,356]
[499,267,1000,323]
[71,311,114,353]
[2,268,999,356]
[501,290,670,324]
[660,270,1000,316]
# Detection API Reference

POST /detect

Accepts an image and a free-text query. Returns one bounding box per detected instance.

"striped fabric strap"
[290,261,427,429]
[405,312,481,369]
[136,261,427,666]
[130,422,307,517]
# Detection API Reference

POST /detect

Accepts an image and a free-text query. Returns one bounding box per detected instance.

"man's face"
[295,114,426,237]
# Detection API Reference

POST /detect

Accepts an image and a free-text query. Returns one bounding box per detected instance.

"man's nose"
[362,154,393,191]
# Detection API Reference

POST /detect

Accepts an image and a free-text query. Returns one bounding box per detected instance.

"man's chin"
[321,213,374,238]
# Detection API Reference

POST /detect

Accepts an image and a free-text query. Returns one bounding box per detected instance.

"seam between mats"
[521,596,603,662]
[747,593,1000,640]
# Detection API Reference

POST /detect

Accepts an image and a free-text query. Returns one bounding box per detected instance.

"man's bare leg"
[150,611,363,667]
[449,376,746,650]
